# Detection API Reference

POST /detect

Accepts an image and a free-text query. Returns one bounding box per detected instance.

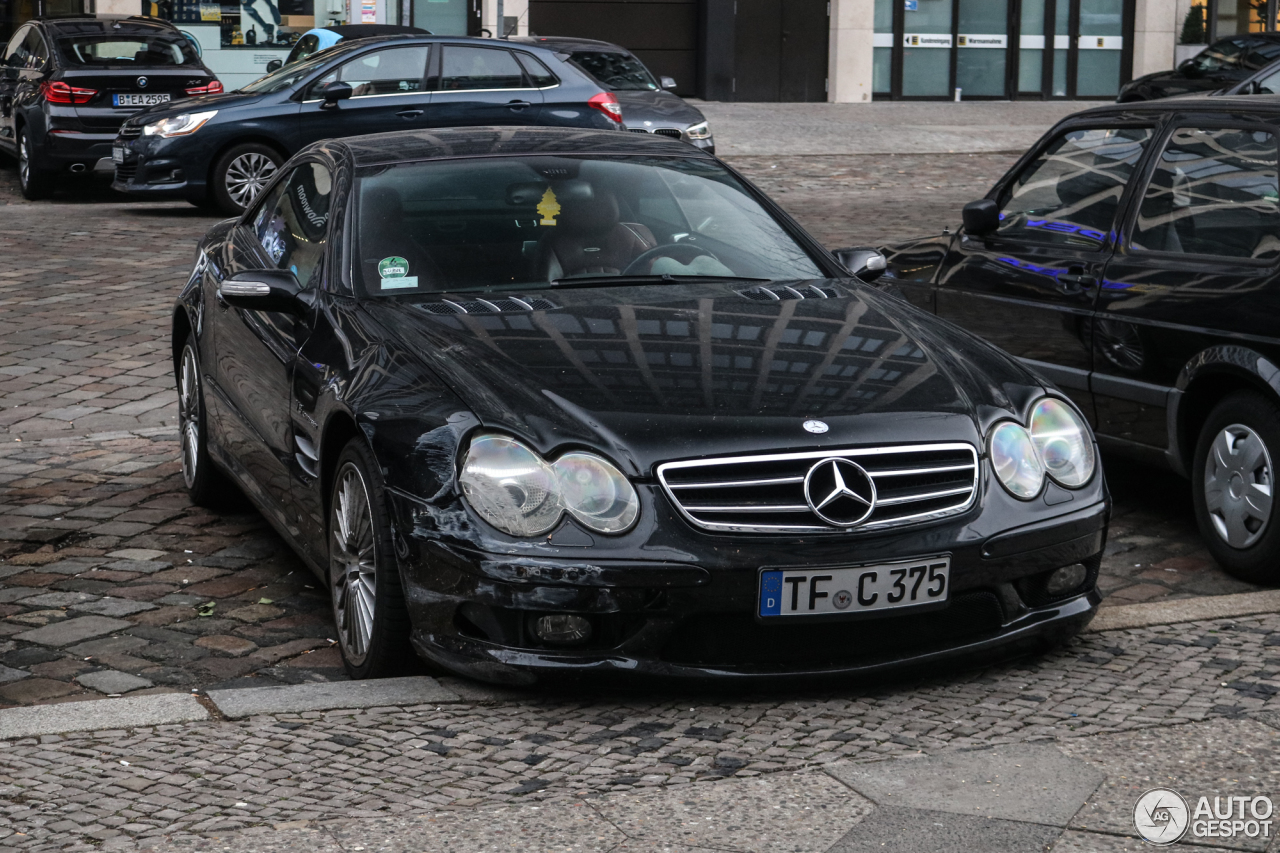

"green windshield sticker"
[380,276,419,290]
[378,256,409,278]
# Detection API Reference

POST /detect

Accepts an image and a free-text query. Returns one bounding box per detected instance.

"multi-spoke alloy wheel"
[331,462,377,664]
[1194,391,1280,584]
[17,128,52,200]
[18,135,30,188]
[224,152,277,208]
[326,441,413,679]
[179,345,201,490]
[1204,423,1273,549]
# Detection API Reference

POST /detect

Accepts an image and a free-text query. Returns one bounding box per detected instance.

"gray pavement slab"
[826,805,1060,853]
[76,669,154,694]
[12,614,133,646]
[825,742,1105,826]
[206,675,462,718]
[0,692,206,739]
[1088,590,1280,632]
[592,770,873,852]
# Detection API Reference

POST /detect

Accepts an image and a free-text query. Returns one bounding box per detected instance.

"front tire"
[210,143,282,216]
[1193,390,1280,584]
[329,439,413,679]
[177,338,237,507]
[18,125,54,201]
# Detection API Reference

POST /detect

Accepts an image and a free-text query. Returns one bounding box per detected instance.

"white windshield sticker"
[380,276,419,289]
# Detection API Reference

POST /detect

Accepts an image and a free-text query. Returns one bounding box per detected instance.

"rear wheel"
[17,126,54,201]
[210,143,282,215]
[177,338,236,507]
[329,439,413,679]
[1193,391,1280,584]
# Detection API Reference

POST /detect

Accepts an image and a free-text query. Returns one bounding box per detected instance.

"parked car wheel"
[211,143,282,215]
[329,439,412,679]
[18,126,54,201]
[1193,390,1280,584]
[177,338,237,507]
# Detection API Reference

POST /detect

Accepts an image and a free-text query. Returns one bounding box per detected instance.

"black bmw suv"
[113,34,626,215]
[0,14,220,200]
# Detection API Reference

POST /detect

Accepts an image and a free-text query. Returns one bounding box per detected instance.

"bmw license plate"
[759,556,950,618]
[113,93,171,107]
[112,145,125,163]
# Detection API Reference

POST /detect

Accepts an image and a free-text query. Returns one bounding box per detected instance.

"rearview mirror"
[217,270,306,314]
[266,58,283,73]
[962,199,999,237]
[660,76,677,89]
[317,80,353,109]
[832,247,887,281]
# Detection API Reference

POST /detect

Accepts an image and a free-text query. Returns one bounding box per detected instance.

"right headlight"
[458,434,639,537]
[143,110,218,138]
[686,120,711,140]
[988,397,1096,499]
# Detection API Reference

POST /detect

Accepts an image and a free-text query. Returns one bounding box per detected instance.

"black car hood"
[127,90,268,124]
[362,280,1041,475]
[616,90,705,127]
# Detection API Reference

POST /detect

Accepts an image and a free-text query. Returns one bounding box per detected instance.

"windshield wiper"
[550,274,771,288]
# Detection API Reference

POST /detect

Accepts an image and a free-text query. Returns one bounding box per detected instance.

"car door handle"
[1057,273,1097,295]
[396,109,424,118]
[506,100,532,110]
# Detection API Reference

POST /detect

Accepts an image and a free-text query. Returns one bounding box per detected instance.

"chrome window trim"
[656,442,980,534]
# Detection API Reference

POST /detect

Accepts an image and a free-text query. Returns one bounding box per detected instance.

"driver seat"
[536,188,657,280]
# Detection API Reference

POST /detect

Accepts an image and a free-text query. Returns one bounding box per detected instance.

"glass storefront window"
[956,0,1007,97]
[1215,0,1268,36]
[1019,0,1045,92]
[1076,0,1124,97]
[902,0,952,97]
[872,0,891,94]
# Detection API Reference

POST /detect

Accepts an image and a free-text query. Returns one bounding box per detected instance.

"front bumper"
[110,133,207,201]
[396,498,1108,685]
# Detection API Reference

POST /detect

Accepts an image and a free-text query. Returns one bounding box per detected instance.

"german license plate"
[112,145,125,163]
[113,93,171,107]
[759,556,950,618]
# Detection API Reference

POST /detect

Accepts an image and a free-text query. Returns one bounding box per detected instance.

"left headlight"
[459,434,639,537]
[1029,397,1096,487]
[143,110,218,138]
[686,120,711,140]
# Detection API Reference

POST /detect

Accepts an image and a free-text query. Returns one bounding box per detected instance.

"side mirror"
[962,199,1000,237]
[217,270,306,314]
[832,247,887,281]
[266,58,283,73]
[660,76,677,89]
[317,80,353,108]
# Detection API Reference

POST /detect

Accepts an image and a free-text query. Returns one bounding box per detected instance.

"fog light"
[533,614,592,645]
[1046,564,1088,596]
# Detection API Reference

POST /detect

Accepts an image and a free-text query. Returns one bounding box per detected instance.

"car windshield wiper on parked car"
[550,274,771,288]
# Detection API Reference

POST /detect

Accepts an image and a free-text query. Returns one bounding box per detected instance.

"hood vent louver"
[740,285,840,302]
[418,296,558,315]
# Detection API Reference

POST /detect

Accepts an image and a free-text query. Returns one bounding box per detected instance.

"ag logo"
[1134,788,1190,845]
[803,457,876,528]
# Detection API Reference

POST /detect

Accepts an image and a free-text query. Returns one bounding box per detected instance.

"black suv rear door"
[932,123,1157,423]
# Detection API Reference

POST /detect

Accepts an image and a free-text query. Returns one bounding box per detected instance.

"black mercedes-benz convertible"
[173,127,1109,684]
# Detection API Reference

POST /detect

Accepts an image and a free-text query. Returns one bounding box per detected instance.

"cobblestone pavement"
[0,148,1248,711]
[1,613,1280,850]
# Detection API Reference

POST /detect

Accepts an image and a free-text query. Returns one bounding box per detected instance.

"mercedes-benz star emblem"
[803,457,877,528]
[137,76,148,88]
[803,419,829,434]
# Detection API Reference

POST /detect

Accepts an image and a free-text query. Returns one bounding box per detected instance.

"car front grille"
[657,443,979,534]
[627,127,684,139]
[118,125,142,139]
[114,162,137,181]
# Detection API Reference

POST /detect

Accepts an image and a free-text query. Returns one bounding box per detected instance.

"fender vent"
[418,296,558,315]
[740,285,840,302]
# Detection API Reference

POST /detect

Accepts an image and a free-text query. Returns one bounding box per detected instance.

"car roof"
[1063,95,1280,120]
[509,35,628,53]
[37,14,177,30]
[323,24,428,38]
[337,125,711,167]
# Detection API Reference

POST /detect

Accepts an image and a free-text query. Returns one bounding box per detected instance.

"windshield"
[569,50,659,91]
[240,49,334,93]
[52,30,200,66]
[1187,37,1280,73]
[353,155,825,296]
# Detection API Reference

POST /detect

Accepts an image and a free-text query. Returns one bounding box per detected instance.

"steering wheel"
[623,242,722,276]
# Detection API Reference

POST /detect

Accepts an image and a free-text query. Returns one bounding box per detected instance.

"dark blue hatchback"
[112,34,625,214]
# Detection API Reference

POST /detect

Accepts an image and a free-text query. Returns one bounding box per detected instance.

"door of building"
[733,0,828,101]
[874,0,1133,100]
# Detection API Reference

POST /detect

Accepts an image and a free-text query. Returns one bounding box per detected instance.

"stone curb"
[0,693,208,740]
[206,676,462,719]
[1088,589,1280,633]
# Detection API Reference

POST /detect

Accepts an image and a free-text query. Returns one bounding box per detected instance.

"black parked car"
[511,36,713,154]
[1118,34,1280,101]
[881,97,1280,583]
[174,126,1108,684]
[114,35,625,215]
[0,14,220,200]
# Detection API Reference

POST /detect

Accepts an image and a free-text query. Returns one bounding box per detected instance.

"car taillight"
[41,81,97,105]
[186,80,224,95]
[587,92,623,123]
